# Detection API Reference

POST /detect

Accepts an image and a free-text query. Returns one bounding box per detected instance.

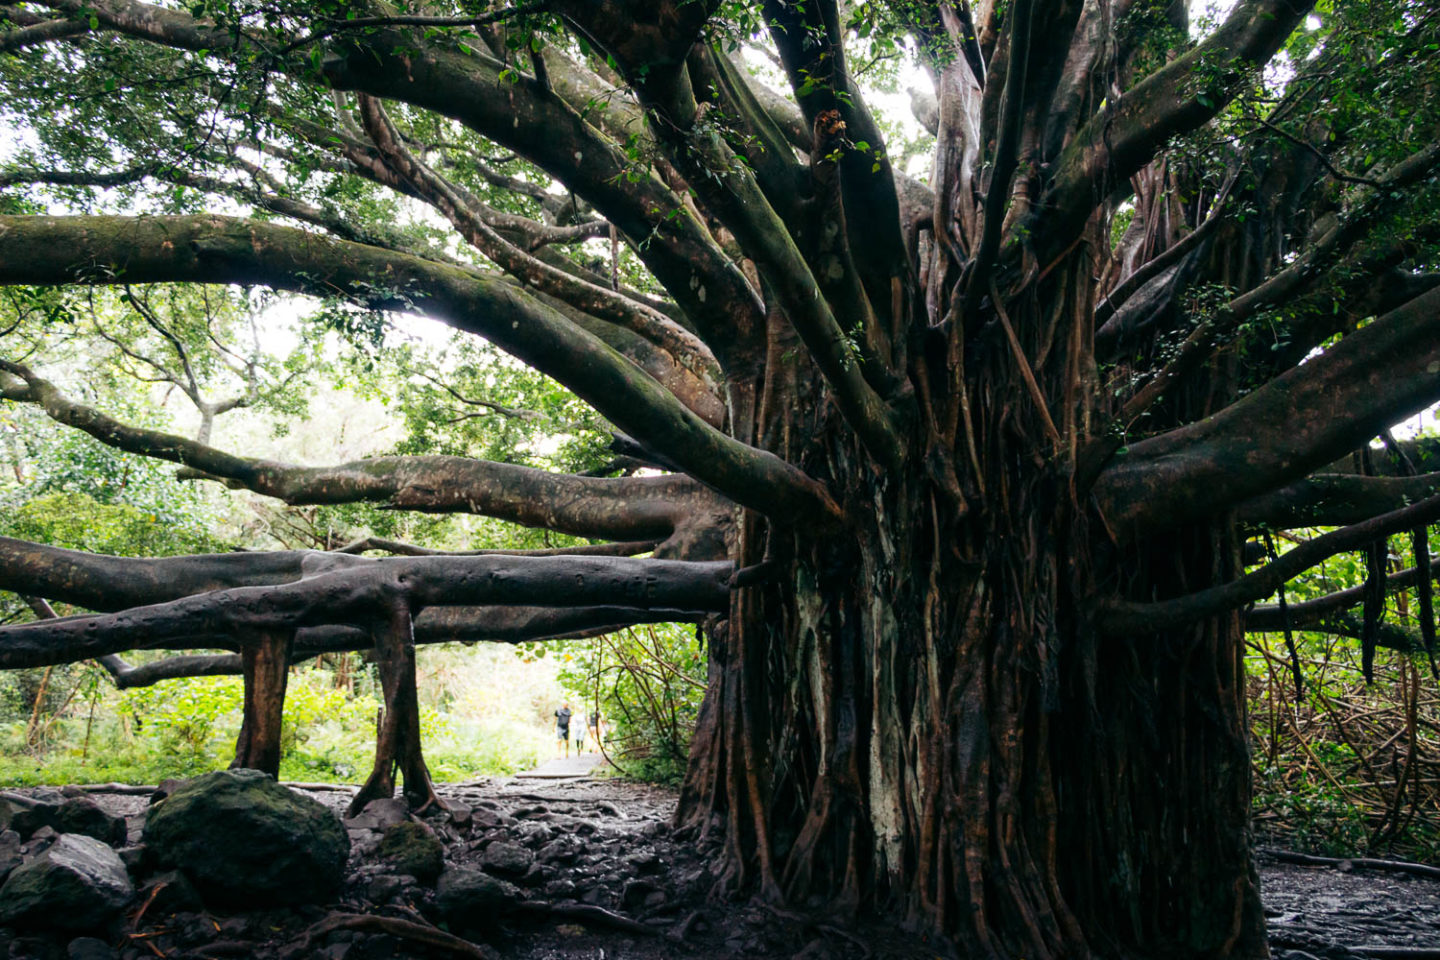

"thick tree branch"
[1033,0,1313,265]
[91,603,709,687]
[332,537,660,558]
[0,359,710,540]
[0,554,737,667]
[1095,285,1440,534]
[1236,473,1440,528]
[354,94,722,405]
[1244,610,1422,653]
[0,214,839,524]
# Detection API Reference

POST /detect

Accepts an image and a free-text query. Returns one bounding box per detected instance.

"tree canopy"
[2,0,1439,956]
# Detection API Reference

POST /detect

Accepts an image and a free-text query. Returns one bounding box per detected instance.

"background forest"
[0,291,707,788]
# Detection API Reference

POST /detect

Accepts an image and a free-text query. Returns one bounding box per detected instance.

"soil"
[0,775,1435,960]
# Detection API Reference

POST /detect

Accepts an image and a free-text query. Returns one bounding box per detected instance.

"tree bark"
[230,629,294,777]
[348,598,440,816]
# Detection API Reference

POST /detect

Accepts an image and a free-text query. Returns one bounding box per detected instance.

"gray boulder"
[0,834,133,930]
[142,769,349,907]
[13,798,126,846]
[481,841,534,878]
[0,830,21,884]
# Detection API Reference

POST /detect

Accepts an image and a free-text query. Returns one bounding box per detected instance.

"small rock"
[482,841,533,878]
[341,814,380,832]
[29,827,57,844]
[520,863,551,887]
[543,879,576,899]
[626,850,660,874]
[0,834,134,931]
[65,937,116,960]
[315,945,350,960]
[580,886,604,905]
[0,802,21,834]
[435,865,520,932]
[514,822,554,846]
[537,838,580,865]
[53,800,127,846]
[375,822,443,885]
[114,847,147,876]
[366,875,404,904]
[358,799,410,830]
[447,804,472,830]
[621,878,657,909]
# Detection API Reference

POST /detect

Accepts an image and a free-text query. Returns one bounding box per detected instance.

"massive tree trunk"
[677,255,1264,957]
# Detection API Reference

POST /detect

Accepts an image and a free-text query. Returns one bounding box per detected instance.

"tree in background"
[0,1,1437,956]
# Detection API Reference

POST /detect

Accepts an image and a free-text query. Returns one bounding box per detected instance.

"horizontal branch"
[1099,489,1440,634]
[0,214,839,524]
[1236,473,1440,528]
[1095,285,1440,534]
[0,360,713,541]
[0,555,737,668]
[331,537,660,558]
[1246,563,1428,629]
[1245,611,1421,654]
[98,603,705,686]
[0,536,316,612]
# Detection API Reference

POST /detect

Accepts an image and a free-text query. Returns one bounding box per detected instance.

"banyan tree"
[1,0,1439,956]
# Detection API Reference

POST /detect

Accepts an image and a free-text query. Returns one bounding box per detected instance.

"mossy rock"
[142,769,349,907]
[376,821,444,885]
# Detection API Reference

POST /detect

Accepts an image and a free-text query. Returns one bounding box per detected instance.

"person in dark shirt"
[554,702,573,758]
[588,711,604,754]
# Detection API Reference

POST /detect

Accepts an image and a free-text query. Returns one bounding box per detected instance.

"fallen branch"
[1258,848,1440,881]
[284,912,500,960]
[522,901,660,937]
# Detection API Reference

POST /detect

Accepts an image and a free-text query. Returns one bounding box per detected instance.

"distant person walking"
[554,702,573,758]
[588,710,604,754]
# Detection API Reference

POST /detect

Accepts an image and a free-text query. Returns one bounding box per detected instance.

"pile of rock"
[0,770,350,959]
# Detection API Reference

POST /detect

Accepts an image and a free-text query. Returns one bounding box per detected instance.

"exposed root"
[521,901,661,937]
[282,912,500,960]
[1259,848,1440,881]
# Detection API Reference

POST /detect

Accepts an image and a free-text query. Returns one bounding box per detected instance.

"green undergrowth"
[0,651,555,788]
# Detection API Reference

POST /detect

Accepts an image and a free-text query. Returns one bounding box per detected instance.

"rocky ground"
[0,771,1433,960]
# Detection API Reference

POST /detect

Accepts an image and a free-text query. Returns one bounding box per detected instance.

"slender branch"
[1236,473,1440,528]
[1099,489,1440,633]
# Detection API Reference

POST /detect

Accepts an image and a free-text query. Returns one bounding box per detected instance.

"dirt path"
[3,777,1437,959]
